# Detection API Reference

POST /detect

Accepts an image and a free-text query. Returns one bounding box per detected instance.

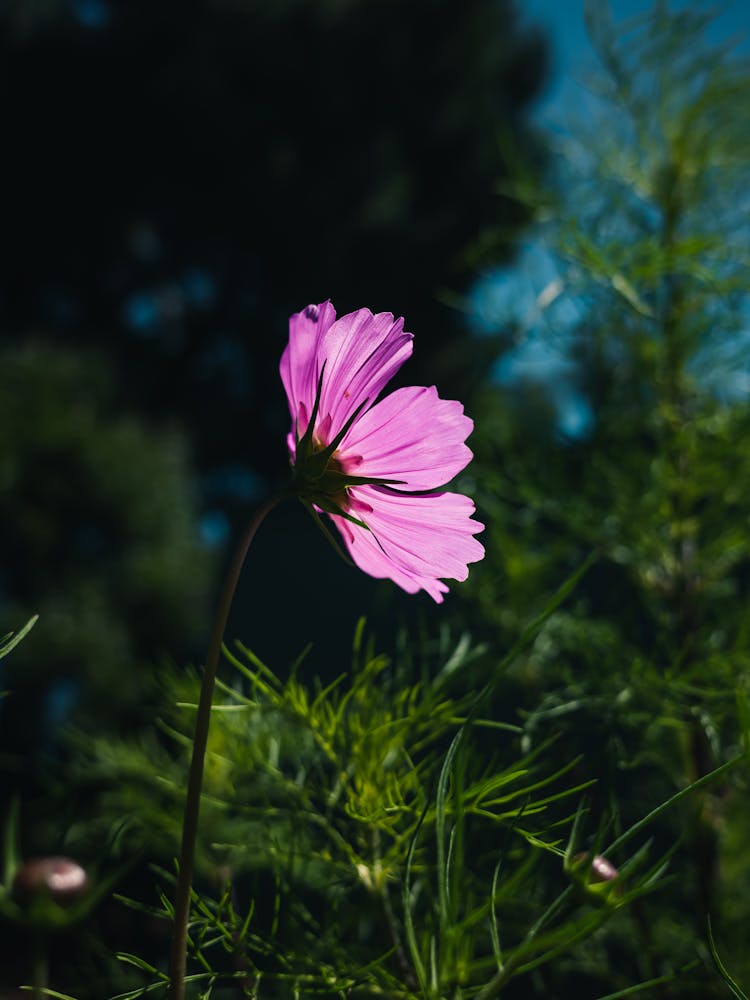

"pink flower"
[280,301,484,602]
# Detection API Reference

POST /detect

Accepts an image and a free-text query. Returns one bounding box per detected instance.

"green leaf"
[0,615,38,660]
[707,916,749,1000]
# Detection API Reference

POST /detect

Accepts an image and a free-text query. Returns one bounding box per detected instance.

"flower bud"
[12,856,89,908]
[570,852,622,905]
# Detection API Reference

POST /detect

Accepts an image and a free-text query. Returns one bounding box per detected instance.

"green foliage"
[461,2,750,996]
[0,342,214,821]
[57,617,740,999]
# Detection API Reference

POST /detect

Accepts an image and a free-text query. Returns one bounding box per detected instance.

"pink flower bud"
[12,856,89,907]
[574,853,619,883]
[571,853,622,905]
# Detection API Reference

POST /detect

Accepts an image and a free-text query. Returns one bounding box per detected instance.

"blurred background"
[0,0,547,800]
[0,0,546,988]
[3,0,750,996]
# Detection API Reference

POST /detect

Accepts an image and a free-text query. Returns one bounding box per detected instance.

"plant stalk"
[31,930,48,1000]
[168,493,285,1000]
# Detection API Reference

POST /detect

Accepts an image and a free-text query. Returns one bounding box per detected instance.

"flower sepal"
[299,499,359,568]
[292,462,405,504]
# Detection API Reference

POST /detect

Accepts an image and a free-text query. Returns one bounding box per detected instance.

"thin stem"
[372,828,415,989]
[630,899,670,1000]
[474,960,514,1000]
[31,930,48,1000]
[168,493,286,1000]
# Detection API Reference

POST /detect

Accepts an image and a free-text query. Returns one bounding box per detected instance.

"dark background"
[1,0,546,480]
[0,0,547,811]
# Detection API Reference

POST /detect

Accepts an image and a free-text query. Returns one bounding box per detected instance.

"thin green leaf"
[402,803,429,995]
[606,753,745,856]
[0,615,38,660]
[19,990,80,1000]
[595,961,700,999]
[708,915,749,1000]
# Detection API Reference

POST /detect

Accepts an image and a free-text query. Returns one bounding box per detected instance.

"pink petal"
[317,309,413,439]
[340,385,474,489]
[279,301,337,425]
[331,487,484,603]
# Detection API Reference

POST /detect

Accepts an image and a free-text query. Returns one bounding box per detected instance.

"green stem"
[168,493,285,1000]
[372,828,414,989]
[31,930,48,1000]
[474,961,514,1000]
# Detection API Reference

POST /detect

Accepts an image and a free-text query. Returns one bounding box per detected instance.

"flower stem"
[474,961,514,1000]
[168,493,285,1000]
[31,930,48,1000]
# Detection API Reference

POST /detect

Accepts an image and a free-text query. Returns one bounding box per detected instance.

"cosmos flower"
[280,301,484,602]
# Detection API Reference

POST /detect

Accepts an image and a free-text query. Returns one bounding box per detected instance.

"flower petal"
[330,486,484,603]
[280,300,337,425]
[317,309,413,439]
[340,385,474,489]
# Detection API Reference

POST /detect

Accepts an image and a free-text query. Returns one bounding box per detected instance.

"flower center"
[311,438,351,510]
[292,432,353,513]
